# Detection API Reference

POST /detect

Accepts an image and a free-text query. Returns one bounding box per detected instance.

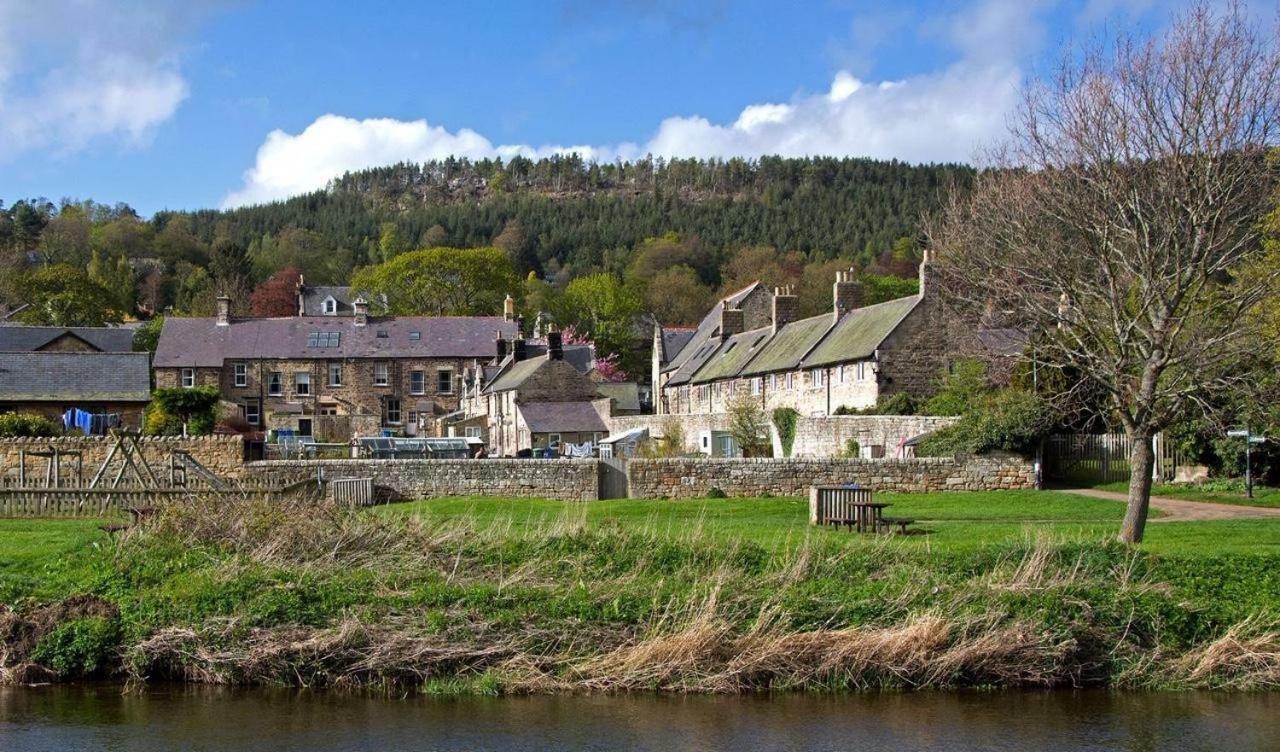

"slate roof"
[800,296,920,368]
[662,282,763,376]
[596,382,641,411]
[0,325,135,352]
[658,327,696,366]
[517,401,608,433]
[482,345,594,392]
[0,351,151,402]
[486,357,545,393]
[154,316,519,367]
[740,314,835,377]
[690,327,773,385]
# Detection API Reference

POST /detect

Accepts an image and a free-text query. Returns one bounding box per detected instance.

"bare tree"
[930,4,1280,543]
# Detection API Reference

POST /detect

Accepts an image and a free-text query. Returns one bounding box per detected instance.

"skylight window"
[306,332,341,348]
[409,331,421,341]
[376,330,389,338]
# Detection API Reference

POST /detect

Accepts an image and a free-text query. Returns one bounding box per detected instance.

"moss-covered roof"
[689,327,772,384]
[800,295,919,368]
[485,357,546,393]
[740,314,834,376]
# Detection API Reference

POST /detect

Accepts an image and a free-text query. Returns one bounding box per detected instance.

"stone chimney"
[720,307,745,341]
[215,295,231,326]
[513,338,528,362]
[495,331,509,361]
[918,249,933,298]
[771,286,798,334]
[547,328,564,361]
[833,271,864,318]
[353,297,369,327]
[503,294,516,322]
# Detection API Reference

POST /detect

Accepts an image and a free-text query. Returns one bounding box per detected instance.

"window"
[243,400,260,426]
[306,331,340,348]
[322,297,337,315]
[233,363,247,388]
[376,329,389,339]
[812,369,825,388]
[373,363,389,386]
[267,371,282,396]
[181,368,195,388]
[409,331,421,341]
[837,365,845,385]
[410,370,426,394]
[297,418,313,437]
[294,372,311,396]
[464,426,481,438]
[407,410,418,425]
[751,377,762,395]
[857,362,867,381]
[436,369,453,394]
[785,372,794,390]
[385,397,401,424]
[548,433,562,447]
[328,362,342,387]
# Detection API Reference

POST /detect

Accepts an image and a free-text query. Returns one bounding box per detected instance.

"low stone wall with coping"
[0,435,245,484]
[246,458,600,501]
[625,454,1035,498]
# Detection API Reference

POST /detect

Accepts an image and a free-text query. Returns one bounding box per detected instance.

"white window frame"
[436,368,454,394]
[751,377,761,395]
[328,362,342,387]
[857,361,867,381]
[785,372,794,390]
[464,426,481,438]
[410,370,426,395]
[812,368,825,388]
[294,372,311,397]
[267,371,282,396]
[837,364,845,385]
[233,363,247,388]
[244,400,260,426]
[373,362,389,386]
[548,433,562,446]
[322,296,337,315]
[181,368,195,388]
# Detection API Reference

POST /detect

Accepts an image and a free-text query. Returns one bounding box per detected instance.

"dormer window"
[322,296,337,315]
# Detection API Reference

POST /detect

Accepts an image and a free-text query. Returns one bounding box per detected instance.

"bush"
[726,392,770,457]
[840,439,861,458]
[922,359,991,416]
[30,617,122,679]
[148,386,220,436]
[834,393,916,416]
[772,407,799,457]
[916,389,1052,457]
[706,486,727,498]
[0,412,58,437]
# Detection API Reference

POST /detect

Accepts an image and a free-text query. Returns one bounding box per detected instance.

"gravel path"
[1061,487,1280,522]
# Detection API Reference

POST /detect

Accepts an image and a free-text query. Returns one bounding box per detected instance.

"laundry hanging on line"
[61,408,121,436]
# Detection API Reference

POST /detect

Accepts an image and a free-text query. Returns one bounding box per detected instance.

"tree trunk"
[1118,433,1155,544]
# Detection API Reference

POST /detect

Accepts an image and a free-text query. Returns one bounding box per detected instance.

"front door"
[297,418,313,437]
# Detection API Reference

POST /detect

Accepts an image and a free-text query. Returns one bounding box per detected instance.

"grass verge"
[1095,482,1280,509]
[2,492,1279,692]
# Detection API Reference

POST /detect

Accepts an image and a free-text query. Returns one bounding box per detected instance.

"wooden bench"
[878,516,915,535]
[99,523,129,536]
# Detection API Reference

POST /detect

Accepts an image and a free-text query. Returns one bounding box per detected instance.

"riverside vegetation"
[2,491,1279,693]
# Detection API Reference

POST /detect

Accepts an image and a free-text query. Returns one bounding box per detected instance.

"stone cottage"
[153,296,519,439]
[658,256,1020,416]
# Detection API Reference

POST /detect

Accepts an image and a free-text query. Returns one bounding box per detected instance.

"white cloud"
[0,1,222,158]
[220,0,1071,207]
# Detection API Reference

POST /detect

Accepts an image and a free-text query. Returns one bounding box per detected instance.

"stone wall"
[606,413,958,459]
[0,435,246,484]
[246,458,600,501]
[626,453,1035,498]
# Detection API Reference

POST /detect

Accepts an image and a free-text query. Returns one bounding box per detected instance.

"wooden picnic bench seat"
[878,516,915,534]
[99,523,129,536]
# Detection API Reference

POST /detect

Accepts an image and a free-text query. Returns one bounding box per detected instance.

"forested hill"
[174,156,973,276]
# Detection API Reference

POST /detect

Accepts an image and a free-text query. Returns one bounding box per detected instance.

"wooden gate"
[330,477,375,507]
[598,458,629,500]
[1044,432,1180,485]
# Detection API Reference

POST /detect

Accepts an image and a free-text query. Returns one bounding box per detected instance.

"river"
[2,686,1277,751]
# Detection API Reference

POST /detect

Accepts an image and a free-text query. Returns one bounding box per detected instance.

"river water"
[1,686,1277,751]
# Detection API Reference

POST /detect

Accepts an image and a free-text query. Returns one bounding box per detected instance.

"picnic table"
[809,485,914,534]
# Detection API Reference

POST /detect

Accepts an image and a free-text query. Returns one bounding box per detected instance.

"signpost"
[1227,427,1267,499]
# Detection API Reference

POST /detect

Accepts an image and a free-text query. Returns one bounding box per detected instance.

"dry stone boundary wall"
[0,436,245,484]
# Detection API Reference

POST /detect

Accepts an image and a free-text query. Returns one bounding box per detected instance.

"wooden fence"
[0,481,322,518]
[1043,432,1181,485]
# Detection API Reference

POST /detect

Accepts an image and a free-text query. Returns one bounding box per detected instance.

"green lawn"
[378,490,1280,556]
[1095,481,1280,509]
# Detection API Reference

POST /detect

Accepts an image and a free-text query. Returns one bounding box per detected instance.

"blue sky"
[0,1,1199,214]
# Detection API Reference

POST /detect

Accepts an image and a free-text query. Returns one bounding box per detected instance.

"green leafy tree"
[351,246,519,316]
[727,391,771,457]
[645,265,713,325]
[552,273,643,372]
[13,264,124,326]
[149,386,220,436]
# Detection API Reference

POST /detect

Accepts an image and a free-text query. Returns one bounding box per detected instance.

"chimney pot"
[771,286,799,334]
[216,295,231,326]
[547,330,564,361]
[503,294,516,322]
[353,296,369,327]
[833,271,864,318]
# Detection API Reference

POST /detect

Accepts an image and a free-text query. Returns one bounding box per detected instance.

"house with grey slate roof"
[0,351,151,428]
[154,295,519,440]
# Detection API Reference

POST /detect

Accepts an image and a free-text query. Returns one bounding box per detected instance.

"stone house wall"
[0,401,148,431]
[246,458,600,501]
[0,435,246,484]
[626,453,1034,498]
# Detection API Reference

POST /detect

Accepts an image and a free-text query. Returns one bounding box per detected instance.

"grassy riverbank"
[2,492,1279,692]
